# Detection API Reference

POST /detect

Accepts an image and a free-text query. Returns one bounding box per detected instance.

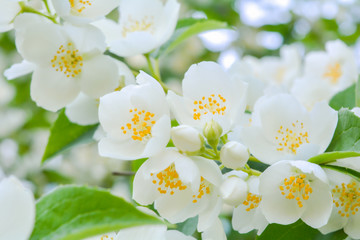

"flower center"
[122,16,155,37]
[193,94,227,120]
[332,181,360,218]
[323,62,342,85]
[51,43,83,78]
[192,177,211,203]
[151,164,187,195]
[69,0,91,13]
[121,108,156,141]
[243,193,261,211]
[275,121,309,154]
[100,235,114,240]
[279,173,312,208]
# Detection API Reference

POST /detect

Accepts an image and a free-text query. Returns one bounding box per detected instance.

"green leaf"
[152,18,231,58]
[42,110,98,164]
[307,151,360,165]
[30,186,163,240]
[326,108,360,152]
[176,216,198,236]
[322,165,360,182]
[329,84,355,111]
[258,220,347,240]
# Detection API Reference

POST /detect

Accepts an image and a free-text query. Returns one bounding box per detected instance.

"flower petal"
[65,93,99,125]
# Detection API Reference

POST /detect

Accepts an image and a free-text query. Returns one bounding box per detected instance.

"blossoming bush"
[1,0,360,239]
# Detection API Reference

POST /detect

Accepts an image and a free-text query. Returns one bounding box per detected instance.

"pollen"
[332,181,360,218]
[192,177,211,203]
[242,193,262,211]
[323,62,342,85]
[51,43,83,78]
[279,173,312,208]
[69,0,91,13]
[151,164,187,195]
[275,121,309,154]
[122,16,155,37]
[121,109,156,142]
[193,94,227,120]
[100,235,114,240]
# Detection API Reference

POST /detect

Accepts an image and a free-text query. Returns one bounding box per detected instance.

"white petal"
[154,0,180,45]
[345,211,360,239]
[318,205,347,235]
[115,225,167,240]
[165,230,196,240]
[309,101,338,153]
[80,55,118,98]
[197,196,222,231]
[0,176,35,240]
[301,179,332,228]
[193,157,222,186]
[31,67,80,111]
[174,154,200,187]
[201,218,226,240]
[65,93,99,125]
[98,136,146,160]
[4,60,35,80]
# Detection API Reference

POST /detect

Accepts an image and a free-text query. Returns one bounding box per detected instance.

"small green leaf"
[322,165,360,182]
[307,151,360,165]
[356,76,360,107]
[326,108,360,152]
[258,220,347,240]
[153,18,231,58]
[176,216,198,236]
[30,186,163,240]
[42,110,98,164]
[329,84,355,111]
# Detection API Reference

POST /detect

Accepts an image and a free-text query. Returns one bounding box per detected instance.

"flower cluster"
[2,0,360,239]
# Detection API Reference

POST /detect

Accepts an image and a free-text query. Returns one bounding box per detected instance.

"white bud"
[220,176,248,206]
[203,120,222,146]
[171,125,204,153]
[220,141,249,169]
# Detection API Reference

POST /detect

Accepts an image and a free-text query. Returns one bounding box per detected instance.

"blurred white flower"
[52,0,120,24]
[0,0,21,32]
[292,40,358,109]
[0,176,35,240]
[259,160,332,228]
[93,0,180,57]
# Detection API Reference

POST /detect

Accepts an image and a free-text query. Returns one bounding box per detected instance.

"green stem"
[249,156,261,163]
[42,0,51,14]
[144,54,169,93]
[20,3,57,23]
[241,168,262,177]
[220,134,228,144]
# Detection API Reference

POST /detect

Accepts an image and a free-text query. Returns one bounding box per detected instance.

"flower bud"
[220,141,249,169]
[220,176,248,206]
[171,125,204,153]
[203,120,222,146]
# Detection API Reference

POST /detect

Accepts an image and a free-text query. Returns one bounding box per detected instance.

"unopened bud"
[220,141,249,169]
[203,120,222,146]
[220,176,248,206]
[171,125,204,153]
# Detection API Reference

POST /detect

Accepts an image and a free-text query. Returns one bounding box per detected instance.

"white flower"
[241,93,338,164]
[291,40,357,109]
[232,175,268,235]
[259,160,332,228]
[171,125,204,153]
[52,0,120,24]
[98,71,170,160]
[0,176,35,240]
[167,61,248,135]
[319,169,360,239]
[93,0,180,57]
[65,61,135,125]
[14,13,119,111]
[133,148,223,232]
[220,141,249,169]
[0,0,21,32]
[220,171,248,206]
